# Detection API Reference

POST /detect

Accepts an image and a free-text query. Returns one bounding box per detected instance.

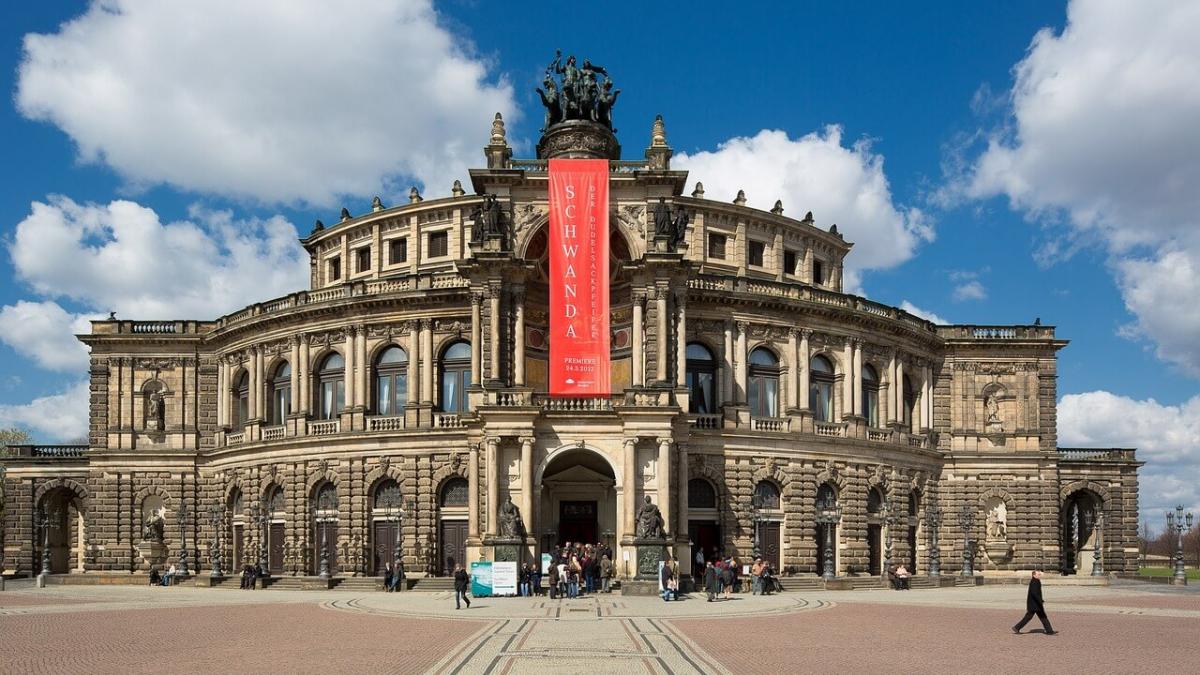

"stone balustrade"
[367,416,405,432]
[307,420,340,436]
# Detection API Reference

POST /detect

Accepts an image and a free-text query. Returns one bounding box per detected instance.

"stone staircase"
[332,577,385,592]
[407,576,455,592]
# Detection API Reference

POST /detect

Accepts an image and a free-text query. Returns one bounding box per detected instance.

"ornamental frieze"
[616,204,646,240]
[308,330,346,348]
[513,203,547,236]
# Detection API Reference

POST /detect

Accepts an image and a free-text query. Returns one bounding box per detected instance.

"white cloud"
[1059,391,1200,522]
[9,196,309,319]
[675,126,933,291]
[950,0,1200,375]
[0,380,90,442]
[15,0,516,205]
[952,280,987,302]
[899,301,949,325]
[0,301,97,374]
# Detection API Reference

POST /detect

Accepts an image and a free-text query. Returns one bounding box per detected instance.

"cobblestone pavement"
[1,580,1198,674]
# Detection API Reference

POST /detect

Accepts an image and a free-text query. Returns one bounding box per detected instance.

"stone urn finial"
[491,112,507,144]
[650,114,668,147]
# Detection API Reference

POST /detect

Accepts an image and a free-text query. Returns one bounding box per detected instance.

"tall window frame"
[268,362,291,426]
[316,353,345,420]
[439,341,472,413]
[374,346,408,416]
[234,370,250,427]
[810,355,835,422]
[685,342,717,414]
[747,347,780,418]
[903,374,916,432]
[862,364,880,428]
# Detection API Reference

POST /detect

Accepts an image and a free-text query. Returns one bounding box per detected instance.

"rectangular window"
[355,246,371,273]
[389,237,408,265]
[784,250,798,276]
[748,240,765,267]
[428,231,449,258]
[708,233,727,260]
[328,256,342,282]
[813,260,824,285]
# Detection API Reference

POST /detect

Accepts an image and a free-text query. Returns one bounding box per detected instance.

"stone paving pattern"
[1,581,1198,674]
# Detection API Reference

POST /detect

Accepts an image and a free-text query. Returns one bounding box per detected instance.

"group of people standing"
[546,540,615,600]
[700,554,742,602]
[382,561,404,592]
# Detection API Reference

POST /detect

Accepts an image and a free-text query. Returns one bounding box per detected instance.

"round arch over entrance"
[1062,488,1105,575]
[537,445,620,555]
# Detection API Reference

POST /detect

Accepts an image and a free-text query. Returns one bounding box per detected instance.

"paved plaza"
[1,580,1198,674]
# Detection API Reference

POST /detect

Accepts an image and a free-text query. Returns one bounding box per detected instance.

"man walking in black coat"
[1013,570,1056,635]
[454,564,472,610]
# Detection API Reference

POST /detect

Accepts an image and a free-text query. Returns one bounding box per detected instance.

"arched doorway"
[311,482,339,575]
[687,478,720,578]
[539,448,618,557]
[1062,490,1103,575]
[815,483,839,577]
[754,480,783,572]
[228,489,245,569]
[371,478,403,575]
[438,477,469,576]
[38,487,84,574]
[866,487,885,575]
[265,485,286,574]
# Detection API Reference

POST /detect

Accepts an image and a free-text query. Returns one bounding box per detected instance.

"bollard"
[36,573,46,588]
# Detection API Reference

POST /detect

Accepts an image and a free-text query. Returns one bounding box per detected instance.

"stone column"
[623,437,637,539]
[217,359,227,427]
[254,346,265,420]
[675,292,687,388]
[343,329,356,409]
[723,320,734,403]
[407,322,420,405]
[470,294,482,386]
[520,436,534,537]
[922,364,932,431]
[676,444,689,540]
[514,286,526,386]
[886,351,898,424]
[799,329,811,410]
[804,246,814,283]
[896,358,905,427]
[631,292,644,386]
[468,444,480,539]
[354,326,367,409]
[289,337,301,413]
[485,437,499,537]
[656,288,669,383]
[787,329,799,410]
[735,322,748,404]
[841,339,853,419]
[299,336,311,414]
[420,320,434,405]
[657,438,672,537]
[489,286,502,382]
[852,339,863,416]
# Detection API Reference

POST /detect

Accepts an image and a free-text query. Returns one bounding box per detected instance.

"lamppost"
[1091,509,1105,577]
[315,489,338,580]
[36,506,61,576]
[208,504,225,578]
[815,496,841,580]
[1166,505,1194,584]
[925,500,942,577]
[882,500,895,580]
[750,494,765,560]
[256,499,270,576]
[958,504,976,577]
[177,503,192,575]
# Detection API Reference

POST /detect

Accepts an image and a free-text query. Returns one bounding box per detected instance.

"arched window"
[810,355,835,422]
[903,374,916,432]
[908,491,919,518]
[373,478,402,511]
[688,479,717,510]
[862,364,880,428]
[867,487,885,515]
[816,482,838,508]
[266,484,285,515]
[439,342,471,413]
[316,353,345,420]
[374,346,408,416]
[747,347,779,418]
[440,477,469,507]
[234,371,250,428]
[686,343,717,414]
[754,480,781,510]
[269,362,291,426]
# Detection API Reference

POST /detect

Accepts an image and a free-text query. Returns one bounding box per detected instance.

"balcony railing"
[535,396,615,413]
[1058,448,1136,462]
[3,445,88,458]
[226,431,245,445]
[432,413,466,429]
[262,425,286,441]
[307,420,340,436]
[368,416,406,432]
[867,428,891,443]
[908,434,929,448]
[751,416,790,432]
[689,414,723,430]
[815,421,847,438]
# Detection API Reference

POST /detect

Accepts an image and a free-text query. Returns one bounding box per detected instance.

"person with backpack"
[454,564,471,610]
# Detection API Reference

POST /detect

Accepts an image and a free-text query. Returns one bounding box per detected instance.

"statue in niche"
[636,495,665,539]
[986,501,1008,540]
[498,495,525,539]
[984,393,1000,424]
[146,387,165,431]
[652,198,689,252]
[143,507,166,543]
[469,195,508,250]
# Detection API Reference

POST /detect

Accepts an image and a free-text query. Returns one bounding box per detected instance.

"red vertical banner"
[548,158,610,396]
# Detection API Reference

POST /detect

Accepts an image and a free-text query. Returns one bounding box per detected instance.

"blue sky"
[1,1,1197,524]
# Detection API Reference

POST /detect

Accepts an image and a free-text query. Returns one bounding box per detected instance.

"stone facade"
[0,113,1140,580]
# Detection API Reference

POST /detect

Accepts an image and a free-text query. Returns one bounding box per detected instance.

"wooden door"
[761,522,781,571]
[867,524,881,575]
[232,524,244,569]
[268,522,285,574]
[440,520,467,576]
[907,526,918,572]
[373,521,397,574]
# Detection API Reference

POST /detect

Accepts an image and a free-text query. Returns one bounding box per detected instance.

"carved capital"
[735,321,749,334]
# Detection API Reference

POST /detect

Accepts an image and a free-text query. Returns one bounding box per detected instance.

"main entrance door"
[268,522,285,574]
[558,501,597,546]
[761,522,781,571]
[440,520,467,576]
[867,524,882,575]
[689,521,721,577]
[373,521,397,574]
